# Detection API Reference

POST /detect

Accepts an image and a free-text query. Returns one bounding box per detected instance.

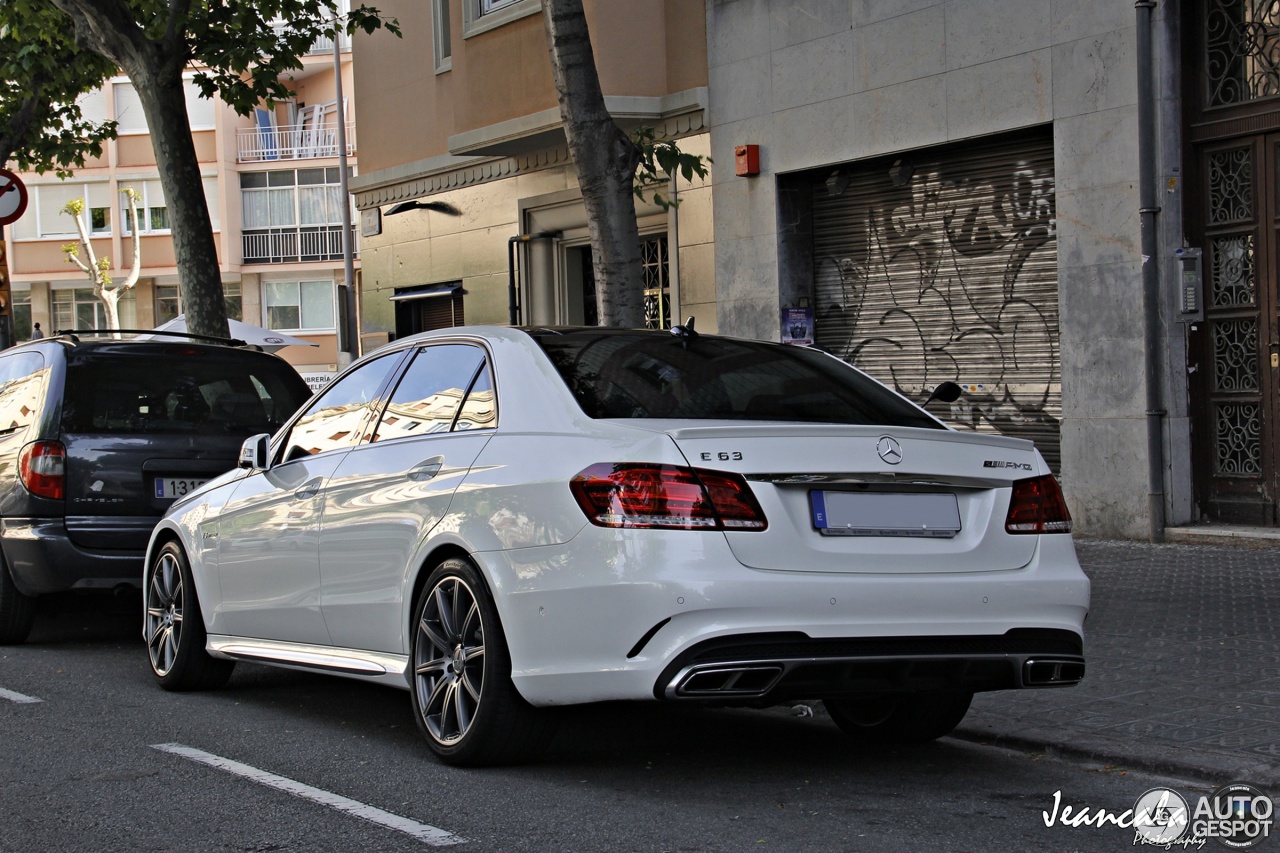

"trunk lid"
[660,422,1045,574]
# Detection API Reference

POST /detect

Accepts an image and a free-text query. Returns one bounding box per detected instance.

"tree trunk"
[101,287,120,336]
[48,0,229,340]
[131,66,229,339]
[542,0,644,328]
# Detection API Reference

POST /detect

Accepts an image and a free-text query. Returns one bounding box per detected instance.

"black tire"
[0,557,36,645]
[144,540,234,691]
[409,557,558,766]
[824,691,973,744]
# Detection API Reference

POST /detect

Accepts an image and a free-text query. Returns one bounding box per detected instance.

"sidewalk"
[952,537,1280,786]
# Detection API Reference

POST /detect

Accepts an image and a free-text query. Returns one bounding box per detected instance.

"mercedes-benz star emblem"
[876,436,903,465]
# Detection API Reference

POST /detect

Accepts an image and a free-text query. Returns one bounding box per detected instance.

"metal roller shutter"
[812,130,1060,471]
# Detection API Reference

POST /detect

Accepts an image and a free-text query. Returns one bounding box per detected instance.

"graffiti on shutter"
[812,131,1060,471]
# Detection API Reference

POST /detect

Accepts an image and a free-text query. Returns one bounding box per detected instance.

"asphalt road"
[1,592,1216,852]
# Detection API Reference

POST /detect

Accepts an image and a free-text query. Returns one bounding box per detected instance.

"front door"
[1191,134,1280,523]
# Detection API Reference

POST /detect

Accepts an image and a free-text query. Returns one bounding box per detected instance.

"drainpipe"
[1136,0,1166,542]
[507,231,561,325]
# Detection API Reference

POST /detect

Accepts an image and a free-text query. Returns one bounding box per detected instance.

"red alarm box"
[735,144,760,177]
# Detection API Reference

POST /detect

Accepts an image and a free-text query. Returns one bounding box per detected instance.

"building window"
[12,291,31,342]
[264,280,335,332]
[432,0,453,73]
[241,168,352,263]
[480,0,522,15]
[113,78,215,133]
[52,287,137,330]
[10,181,113,240]
[155,282,243,325]
[120,180,169,234]
[462,0,539,37]
[642,233,670,330]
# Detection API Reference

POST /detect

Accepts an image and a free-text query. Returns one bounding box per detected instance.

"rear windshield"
[533,331,942,429]
[63,347,311,436]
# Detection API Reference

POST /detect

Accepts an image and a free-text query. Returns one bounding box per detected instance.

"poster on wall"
[781,306,814,346]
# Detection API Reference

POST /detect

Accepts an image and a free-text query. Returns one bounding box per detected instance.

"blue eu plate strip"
[810,490,828,529]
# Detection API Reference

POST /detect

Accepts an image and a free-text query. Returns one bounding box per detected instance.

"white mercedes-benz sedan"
[143,324,1089,766]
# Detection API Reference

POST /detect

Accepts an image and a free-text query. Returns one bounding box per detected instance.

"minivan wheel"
[409,557,557,766]
[823,691,973,744]
[144,541,234,691]
[0,558,36,645]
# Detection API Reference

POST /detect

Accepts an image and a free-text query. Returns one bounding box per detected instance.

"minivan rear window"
[532,330,942,429]
[63,350,310,435]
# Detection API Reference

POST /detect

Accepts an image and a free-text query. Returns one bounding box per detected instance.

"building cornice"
[351,95,707,212]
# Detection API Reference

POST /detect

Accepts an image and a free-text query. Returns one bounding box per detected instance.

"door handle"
[407,457,444,482]
[293,477,324,500]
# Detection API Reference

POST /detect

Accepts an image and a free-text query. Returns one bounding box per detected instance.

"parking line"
[151,743,464,846]
[0,687,42,704]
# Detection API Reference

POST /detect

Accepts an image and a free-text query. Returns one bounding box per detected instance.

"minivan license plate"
[811,491,961,537]
[155,477,207,499]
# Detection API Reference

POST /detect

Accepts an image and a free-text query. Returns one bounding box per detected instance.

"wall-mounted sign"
[781,306,814,346]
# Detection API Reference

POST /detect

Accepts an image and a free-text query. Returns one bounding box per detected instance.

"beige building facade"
[350,0,713,346]
[3,32,362,384]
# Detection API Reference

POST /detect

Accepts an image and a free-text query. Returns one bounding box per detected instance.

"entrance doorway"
[1190,136,1280,523]
[1185,0,1280,523]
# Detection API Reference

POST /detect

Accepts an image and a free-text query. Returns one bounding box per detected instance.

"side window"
[373,345,489,442]
[0,353,47,435]
[281,354,400,460]
[455,362,494,431]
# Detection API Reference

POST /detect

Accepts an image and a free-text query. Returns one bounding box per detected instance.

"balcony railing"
[271,24,349,55]
[243,226,358,264]
[237,121,355,163]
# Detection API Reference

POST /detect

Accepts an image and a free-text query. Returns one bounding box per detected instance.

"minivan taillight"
[19,440,66,500]
[571,463,768,531]
[1005,474,1072,534]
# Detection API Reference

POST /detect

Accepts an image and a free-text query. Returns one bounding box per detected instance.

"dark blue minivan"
[0,333,312,643]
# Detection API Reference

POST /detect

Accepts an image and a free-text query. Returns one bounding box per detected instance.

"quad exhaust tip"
[1023,658,1085,687]
[669,664,785,698]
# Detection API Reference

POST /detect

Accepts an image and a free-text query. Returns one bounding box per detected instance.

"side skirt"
[207,635,411,690]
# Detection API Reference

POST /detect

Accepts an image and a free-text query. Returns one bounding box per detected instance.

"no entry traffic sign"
[0,169,29,227]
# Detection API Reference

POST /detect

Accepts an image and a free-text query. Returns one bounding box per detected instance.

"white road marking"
[0,687,42,704]
[151,743,465,846]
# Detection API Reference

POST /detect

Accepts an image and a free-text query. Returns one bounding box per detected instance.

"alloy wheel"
[414,576,485,746]
[145,551,184,676]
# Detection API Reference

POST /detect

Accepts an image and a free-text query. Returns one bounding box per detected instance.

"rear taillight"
[1005,474,1072,534]
[19,440,66,500]
[571,463,768,531]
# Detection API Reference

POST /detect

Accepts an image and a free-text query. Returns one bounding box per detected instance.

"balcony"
[243,226,357,264]
[237,121,355,163]
[271,24,350,56]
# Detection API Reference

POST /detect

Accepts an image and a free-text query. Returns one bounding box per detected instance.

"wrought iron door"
[1192,136,1280,523]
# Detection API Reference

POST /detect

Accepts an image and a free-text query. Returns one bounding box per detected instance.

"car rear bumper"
[656,628,1085,701]
[1,517,147,595]
[475,530,1090,707]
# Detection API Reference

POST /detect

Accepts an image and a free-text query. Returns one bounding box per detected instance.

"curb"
[951,722,1280,789]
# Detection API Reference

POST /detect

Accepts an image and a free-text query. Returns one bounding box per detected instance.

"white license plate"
[154,477,208,499]
[811,491,961,537]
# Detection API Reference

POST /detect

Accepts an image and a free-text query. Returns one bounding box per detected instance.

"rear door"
[319,343,496,653]
[60,345,311,553]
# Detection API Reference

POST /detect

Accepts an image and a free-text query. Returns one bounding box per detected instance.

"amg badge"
[983,460,1033,471]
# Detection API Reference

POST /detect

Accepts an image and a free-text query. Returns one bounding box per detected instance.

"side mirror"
[923,381,963,407]
[238,433,271,470]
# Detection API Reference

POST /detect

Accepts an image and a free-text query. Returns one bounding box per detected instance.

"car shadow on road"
[200,663,966,771]
[26,590,144,646]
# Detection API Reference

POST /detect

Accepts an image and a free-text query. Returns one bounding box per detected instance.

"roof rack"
[51,329,252,348]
